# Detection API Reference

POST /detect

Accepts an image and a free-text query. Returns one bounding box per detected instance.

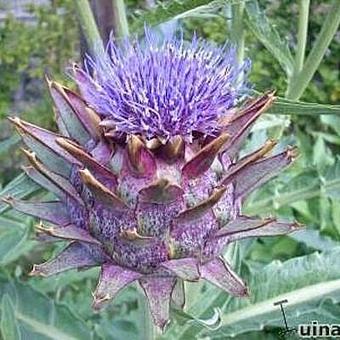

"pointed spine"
[126,135,156,177]
[3,197,70,226]
[232,147,298,200]
[161,258,200,281]
[138,178,184,204]
[47,78,93,144]
[22,149,84,205]
[220,139,277,186]
[9,117,79,177]
[30,242,104,277]
[158,136,185,163]
[57,137,117,185]
[36,223,101,245]
[221,91,276,159]
[200,257,248,297]
[139,276,176,331]
[182,133,229,180]
[224,220,301,242]
[79,169,127,211]
[63,86,101,139]
[93,264,141,310]
[175,187,226,223]
[219,90,276,129]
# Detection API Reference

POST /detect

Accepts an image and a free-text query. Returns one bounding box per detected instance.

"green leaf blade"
[204,248,340,338]
[0,173,41,215]
[173,248,340,339]
[0,215,33,266]
[0,278,92,340]
[245,0,294,77]
[1,295,21,340]
[245,160,340,215]
[130,0,225,32]
[267,97,340,116]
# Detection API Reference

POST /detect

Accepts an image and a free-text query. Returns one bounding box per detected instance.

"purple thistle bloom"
[77,28,251,140]
[6,28,299,331]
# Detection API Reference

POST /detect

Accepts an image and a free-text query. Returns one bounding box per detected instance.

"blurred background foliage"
[0,0,339,339]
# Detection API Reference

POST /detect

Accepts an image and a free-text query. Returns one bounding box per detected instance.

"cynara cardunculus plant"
[6,29,299,330]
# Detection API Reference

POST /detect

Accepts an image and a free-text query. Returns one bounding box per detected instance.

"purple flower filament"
[79,28,251,140]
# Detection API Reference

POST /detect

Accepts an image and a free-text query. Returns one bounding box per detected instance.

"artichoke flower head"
[6,28,299,330]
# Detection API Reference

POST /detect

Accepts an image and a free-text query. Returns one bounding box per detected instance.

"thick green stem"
[112,0,129,39]
[286,0,340,100]
[294,0,310,74]
[231,2,245,63]
[138,287,156,340]
[74,0,105,59]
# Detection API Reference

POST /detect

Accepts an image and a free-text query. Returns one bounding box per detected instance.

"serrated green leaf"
[321,115,340,135]
[1,294,21,340]
[0,215,35,266]
[325,158,340,199]
[94,318,139,340]
[311,132,340,146]
[0,278,92,340]
[0,135,20,157]
[130,0,226,32]
[207,248,340,338]
[313,136,333,171]
[245,0,294,77]
[30,267,99,294]
[245,161,340,215]
[0,173,41,214]
[174,248,340,339]
[266,96,340,116]
[290,229,340,251]
[331,199,340,235]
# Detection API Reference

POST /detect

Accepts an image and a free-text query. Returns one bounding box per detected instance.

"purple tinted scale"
[112,238,169,273]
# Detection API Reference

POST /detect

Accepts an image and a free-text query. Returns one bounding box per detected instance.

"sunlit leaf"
[245,0,294,77]
[290,229,339,251]
[0,295,21,340]
[267,97,340,116]
[245,160,340,215]
[0,173,41,214]
[0,277,92,340]
[130,0,226,32]
[321,115,340,135]
[0,135,20,156]
[207,248,340,338]
[174,247,340,338]
[0,215,35,266]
